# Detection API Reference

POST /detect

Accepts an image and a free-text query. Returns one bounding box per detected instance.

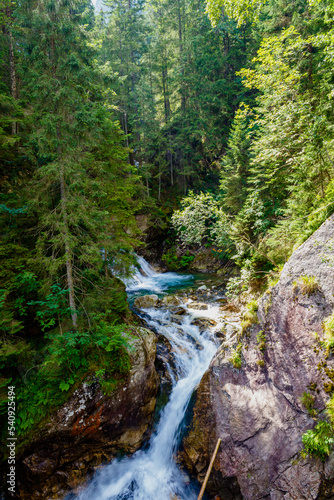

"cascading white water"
[75,258,220,500]
[123,255,193,295]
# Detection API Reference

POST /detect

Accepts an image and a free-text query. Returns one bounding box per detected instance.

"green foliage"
[229,344,243,369]
[247,299,258,314]
[28,285,70,332]
[300,392,317,417]
[256,330,266,351]
[16,323,131,434]
[302,420,334,460]
[326,394,334,425]
[206,0,267,26]
[323,313,334,351]
[162,248,195,270]
[171,191,233,252]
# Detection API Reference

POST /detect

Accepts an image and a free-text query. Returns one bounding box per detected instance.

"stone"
[197,285,208,292]
[182,215,334,499]
[170,306,186,315]
[133,294,159,309]
[17,328,159,500]
[191,317,217,331]
[170,314,183,325]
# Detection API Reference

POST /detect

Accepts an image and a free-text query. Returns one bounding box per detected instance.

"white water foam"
[124,255,192,294]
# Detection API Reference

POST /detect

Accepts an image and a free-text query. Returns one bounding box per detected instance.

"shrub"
[302,420,334,460]
[294,275,319,295]
[162,248,195,270]
[256,359,265,367]
[171,191,234,254]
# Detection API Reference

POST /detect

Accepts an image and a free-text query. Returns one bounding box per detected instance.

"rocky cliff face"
[17,328,159,500]
[182,215,334,499]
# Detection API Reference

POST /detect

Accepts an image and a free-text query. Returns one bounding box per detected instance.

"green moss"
[229,344,242,369]
[256,359,265,367]
[241,300,259,334]
[256,330,266,351]
[323,313,334,351]
[241,319,253,335]
[324,383,334,394]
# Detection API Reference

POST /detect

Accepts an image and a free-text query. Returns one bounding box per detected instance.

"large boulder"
[182,215,334,499]
[17,328,159,500]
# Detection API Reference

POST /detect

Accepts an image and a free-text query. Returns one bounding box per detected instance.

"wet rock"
[170,306,186,315]
[214,331,226,340]
[17,328,159,500]
[189,294,198,301]
[197,285,208,292]
[191,317,217,331]
[170,314,183,325]
[183,215,334,499]
[161,295,182,307]
[134,294,159,309]
[155,334,177,396]
[188,302,208,311]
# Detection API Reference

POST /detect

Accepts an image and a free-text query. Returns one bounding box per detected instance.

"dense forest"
[1,0,334,464]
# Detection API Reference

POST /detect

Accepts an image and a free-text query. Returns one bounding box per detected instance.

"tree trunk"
[177,0,186,112]
[5,8,17,134]
[59,162,78,329]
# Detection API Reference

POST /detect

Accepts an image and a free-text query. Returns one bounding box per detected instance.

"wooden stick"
[197,438,221,500]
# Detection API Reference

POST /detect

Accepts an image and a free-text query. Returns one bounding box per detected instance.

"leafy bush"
[326,394,334,424]
[302,421,334,460]
[171,191,234,254]
[162,248,195,270]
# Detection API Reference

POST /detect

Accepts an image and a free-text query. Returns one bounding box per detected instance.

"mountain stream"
[75,257,227,500]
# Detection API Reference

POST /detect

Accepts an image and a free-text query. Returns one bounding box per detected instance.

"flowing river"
[74,258,224,500]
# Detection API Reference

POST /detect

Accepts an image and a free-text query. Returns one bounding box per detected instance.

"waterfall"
[123,256,159,290]
[75,257,219,500]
